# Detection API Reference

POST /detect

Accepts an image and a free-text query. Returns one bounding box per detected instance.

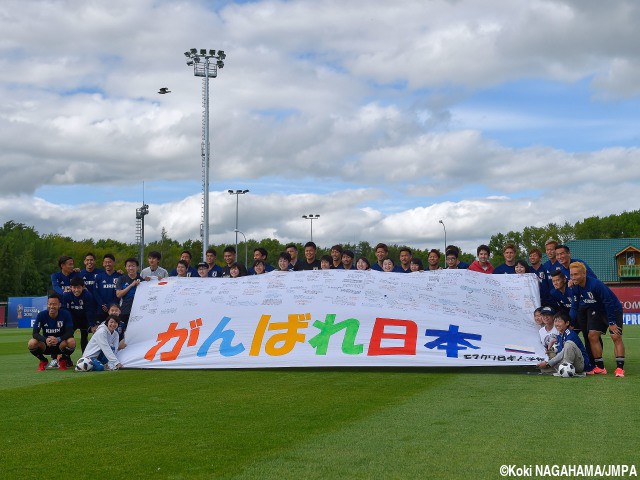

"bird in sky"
[158,87,171,94]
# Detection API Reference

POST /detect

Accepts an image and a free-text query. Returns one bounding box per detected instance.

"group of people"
[30,238,626,377]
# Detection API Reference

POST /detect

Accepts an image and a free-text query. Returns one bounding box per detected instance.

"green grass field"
[1,327,638,479]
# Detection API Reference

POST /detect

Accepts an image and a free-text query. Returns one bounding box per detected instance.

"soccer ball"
[558,362,576,378]
[75,357,94,372]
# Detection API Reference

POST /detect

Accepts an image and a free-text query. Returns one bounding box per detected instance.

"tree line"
[1,209,639,301]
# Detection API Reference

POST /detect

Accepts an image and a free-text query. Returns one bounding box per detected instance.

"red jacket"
[468,260,494,274]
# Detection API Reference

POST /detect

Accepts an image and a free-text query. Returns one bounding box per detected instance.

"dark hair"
[534,306,543,314]
[177,259,189,269]
[528,248,542,257]
[330,244,344,254]
[375,243,388,252]
[230,262,247,277]
[106,314,119,323]
[304,241,317,250]
[252,259,265,268]
[148,250,162,260]
[223,246,236,254]
[103,253,115,262]
[206,248,217,256]
[343,250,355,259]
[429,249,441,258]
[254,247,268,258]
[70,277,85,287]
[445,245,460,256]
[514,259,530,273]
[279,251,292,262]
[108,303,121,313]
[410,258,424,269]
[357,256,371,269]
[555,244,570,253]
[84,252,96,260]
[48,293,61,302]
[399,247,412,255]
[58,255,73,268]
[477,244,490,256]
[285,243,298,252]
[125,257,139,267]
[384,258,395,266]
[181,250,193,259]
[550,270,566,279]
[554,311,571,323]
[320,255,332,263]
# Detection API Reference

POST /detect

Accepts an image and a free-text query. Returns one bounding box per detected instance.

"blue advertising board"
[8,296,47,328]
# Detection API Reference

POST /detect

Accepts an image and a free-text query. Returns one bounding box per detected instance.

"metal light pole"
[184,48,226,261]
[439,219,447,254]
[302,214,320,242]
[135,204,149,268]
[228,189,249,259]
[235,229,248,268]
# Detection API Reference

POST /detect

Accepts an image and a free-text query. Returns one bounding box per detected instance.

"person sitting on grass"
[79,315,123,371]
[537,312,592,375]
[28,293,76,371]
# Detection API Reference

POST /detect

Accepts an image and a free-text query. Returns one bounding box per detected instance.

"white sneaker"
[46,358,59,369]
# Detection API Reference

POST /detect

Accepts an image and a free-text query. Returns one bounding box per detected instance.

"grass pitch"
[1,326,638,479]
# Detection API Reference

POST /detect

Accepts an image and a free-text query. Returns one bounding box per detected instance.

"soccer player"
[80,314,123,371]
[169,250,198,277]
[221,246,237,277]
[554,245,597,286]
[543,239,560,290]
[398,248,412,273]
[115,257,144,343]
[342,250,356,270]
[549,270,573,317]
[529,248,551,306]
[468,245,494,274]
[205,248,223,278]
[94,254,120,326]
[371,243,389,271]
[141,251,169,280]
[28,293,76,370]
[285,244,305,270]
[330,244,344,269]
[296,241,321,270]
[79,252,103,329]
[493,244,517,274]
[62,276,94,352]
[570,262,625,377]
[51,255,78,295]
[426,249,442,271]
[537,312,592,375]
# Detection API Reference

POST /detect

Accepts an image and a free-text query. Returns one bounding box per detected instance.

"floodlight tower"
[439,219,447,254]
[136,204,149,268]
[228,189,249,262]
[184,47,226,261]
[302,214,320,242]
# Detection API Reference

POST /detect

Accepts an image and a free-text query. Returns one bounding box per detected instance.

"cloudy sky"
[1,0,639,255]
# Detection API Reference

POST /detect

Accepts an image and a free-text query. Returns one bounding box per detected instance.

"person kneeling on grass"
[29,293,75,371]
[80,315,123,371]
[537,312,592,375]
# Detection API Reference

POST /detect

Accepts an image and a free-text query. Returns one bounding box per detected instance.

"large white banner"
[117,269,545,369]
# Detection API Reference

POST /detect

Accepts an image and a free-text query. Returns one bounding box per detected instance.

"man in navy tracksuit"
[570,262,625,377]
[28,294,76,370]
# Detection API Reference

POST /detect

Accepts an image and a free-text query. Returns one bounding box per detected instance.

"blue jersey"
[549,286,574,318]
[371,263,384,272]
[493,263,516,274]
[94,270,120,308]
[51,271,79,295]
[62,290,95,326]
[543,259,561,290]
[531,264,551,306]
[32,309,73,342]
[79,268,103,294]
[457,261,470,269]
[555,328,592,372]
[170,266,198,277]
[570,276,623,325]
[115,274,143,315]
[557,259,597,282]
[208,265,223,278]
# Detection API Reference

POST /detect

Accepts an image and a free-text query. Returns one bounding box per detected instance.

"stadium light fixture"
[302,214,321,242]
